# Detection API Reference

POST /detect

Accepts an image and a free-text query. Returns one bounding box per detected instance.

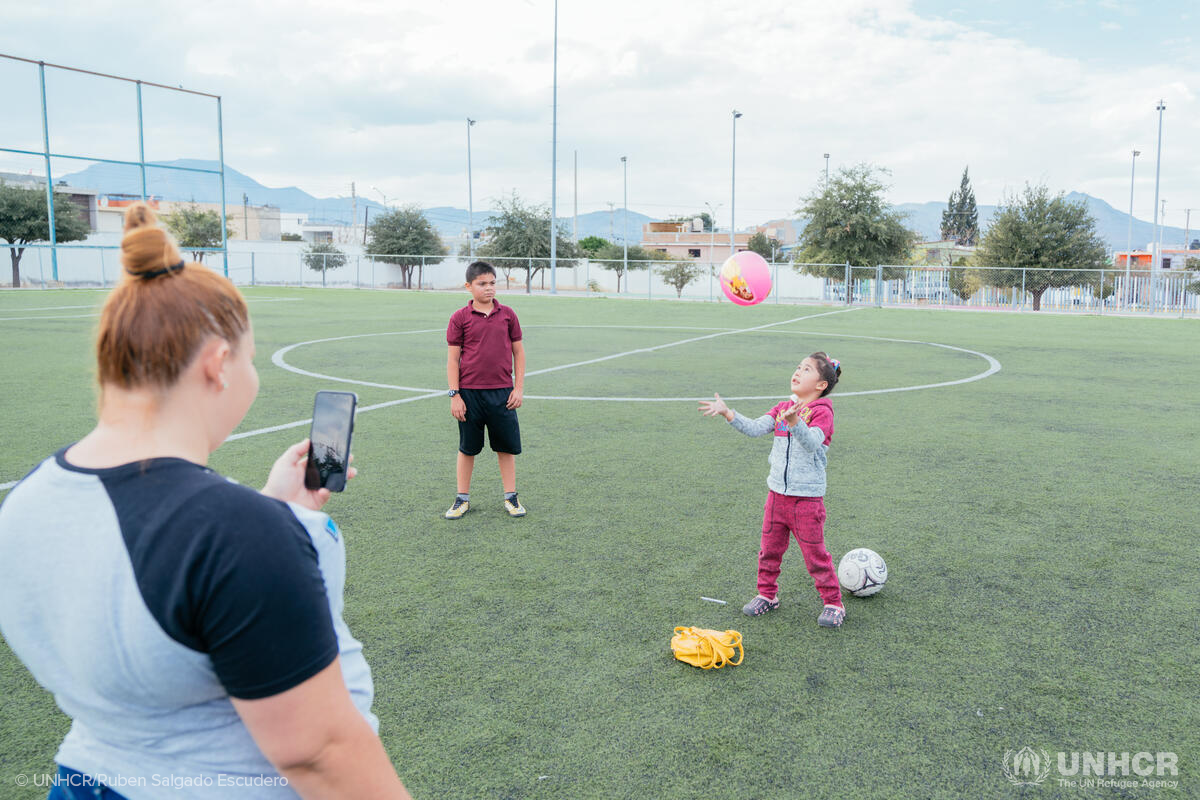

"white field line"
[225,392,444,442]
[2,304,97,311]
[525,335,1002,400]
[270,329,446,391]
[269,311,1001,402]
[0,306,1003,491]
[522,308,860,379]
[0,297,300,322]
[0,313,100,321]
[232,310,865,443]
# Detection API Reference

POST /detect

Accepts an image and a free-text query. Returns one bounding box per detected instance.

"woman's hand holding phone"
[263,439,356,511]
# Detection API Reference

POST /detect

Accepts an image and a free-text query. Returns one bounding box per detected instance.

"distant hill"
[894,192,1192,252]
[57,160,1192,252]
[56,159,657,242]
[56,159,382,225]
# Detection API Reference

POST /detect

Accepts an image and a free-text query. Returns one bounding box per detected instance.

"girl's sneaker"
[817,604,845,628]
[742,595,781,616]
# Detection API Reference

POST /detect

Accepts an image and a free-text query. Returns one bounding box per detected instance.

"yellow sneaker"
[444,497,470,520]
[503,494,527,517]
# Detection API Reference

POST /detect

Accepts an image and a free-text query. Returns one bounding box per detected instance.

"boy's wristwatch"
[447,390,458,397]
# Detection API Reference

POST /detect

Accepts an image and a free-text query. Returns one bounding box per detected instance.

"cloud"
[2,0,1197,226]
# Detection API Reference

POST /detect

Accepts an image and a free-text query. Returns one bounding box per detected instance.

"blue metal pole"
[38,62,58,282]
[136,81,147,200]
[217,95,228,277]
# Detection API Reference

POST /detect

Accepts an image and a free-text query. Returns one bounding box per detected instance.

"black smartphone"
[304,391,357,492]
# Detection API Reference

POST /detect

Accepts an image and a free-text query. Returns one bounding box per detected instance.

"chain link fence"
[8,243,1199,316]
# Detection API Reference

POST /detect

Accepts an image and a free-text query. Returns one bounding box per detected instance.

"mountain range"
[57,159,1196,252]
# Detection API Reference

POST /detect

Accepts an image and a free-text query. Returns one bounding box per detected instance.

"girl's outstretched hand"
[780,401,800,427]
[699,393,732,421]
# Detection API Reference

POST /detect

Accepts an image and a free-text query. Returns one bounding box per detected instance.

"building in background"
[640,220,752,261]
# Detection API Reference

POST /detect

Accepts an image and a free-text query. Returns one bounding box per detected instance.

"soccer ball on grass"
[837,548,887,597]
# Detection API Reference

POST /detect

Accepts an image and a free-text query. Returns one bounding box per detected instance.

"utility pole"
[549,0,559,293]
[621,156,628,288]
[1124,150,1139,307]
[1150,99,1165,309]
[731,109,743,257]
[1184,209,1192,255]
[242,193,249,241]
[467,118,476,258]
[704,201,721,264]
[1160,199,1167,262]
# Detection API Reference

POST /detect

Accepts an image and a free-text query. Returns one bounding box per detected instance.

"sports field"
[1,287,1197,799]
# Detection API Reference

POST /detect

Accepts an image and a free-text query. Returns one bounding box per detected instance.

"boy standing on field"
[444,261,527,519]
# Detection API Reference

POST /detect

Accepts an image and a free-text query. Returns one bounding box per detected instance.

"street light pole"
[824,153,830,186]
[549,0,559,294]
[704,201,721,263]
[1150,99,1165,309]
[372,186,388,210]
[467,118,476,258]
[731,109,742,257]
[1125,149,1139,307]
[621,156,628,291]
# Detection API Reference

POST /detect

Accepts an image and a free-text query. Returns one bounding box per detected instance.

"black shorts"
[458,388,522,456]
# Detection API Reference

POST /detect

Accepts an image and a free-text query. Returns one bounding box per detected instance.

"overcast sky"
[1,0,1196,231]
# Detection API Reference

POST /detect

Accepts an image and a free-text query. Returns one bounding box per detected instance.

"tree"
[975,184,1107,311]
[0,182,90,287]
[747,231,781,262]
[476,192,577,291]
[577,235,609,258]
[303,242,347,285]
[940,166,979,245]
[592,242,666,292]
[660,261,704,298]
[281,232,302,242]
[1183,256,1200,296]
[162,204,233,264]
[365,205,446,289]
[794,164,917,281]
[947,257,981,301]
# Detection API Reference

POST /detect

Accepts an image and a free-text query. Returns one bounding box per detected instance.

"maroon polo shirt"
[446,299,523,389]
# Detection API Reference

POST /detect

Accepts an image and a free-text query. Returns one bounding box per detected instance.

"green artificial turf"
[0,287,1196,799]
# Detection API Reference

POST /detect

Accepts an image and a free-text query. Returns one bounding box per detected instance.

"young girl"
[699,352,845,628]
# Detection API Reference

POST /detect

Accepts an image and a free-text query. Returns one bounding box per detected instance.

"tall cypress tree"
[940,167,979,246]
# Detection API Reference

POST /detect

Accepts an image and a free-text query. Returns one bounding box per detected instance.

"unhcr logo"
[1002,747,1180,790]
[1002,747,1052,785]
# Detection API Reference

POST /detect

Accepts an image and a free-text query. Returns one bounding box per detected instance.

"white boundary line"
[0,297,301,323]
[270,329,446,391]
[269,310,859,394]
[268,310,1001,401]
[0,313,100,321]
[1,307,1004,491]
[3,304,97,311]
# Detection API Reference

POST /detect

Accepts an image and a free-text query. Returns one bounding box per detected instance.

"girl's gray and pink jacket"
[728,396,833,496]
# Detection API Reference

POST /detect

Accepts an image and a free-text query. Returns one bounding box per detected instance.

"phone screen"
[305,391,357,492]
